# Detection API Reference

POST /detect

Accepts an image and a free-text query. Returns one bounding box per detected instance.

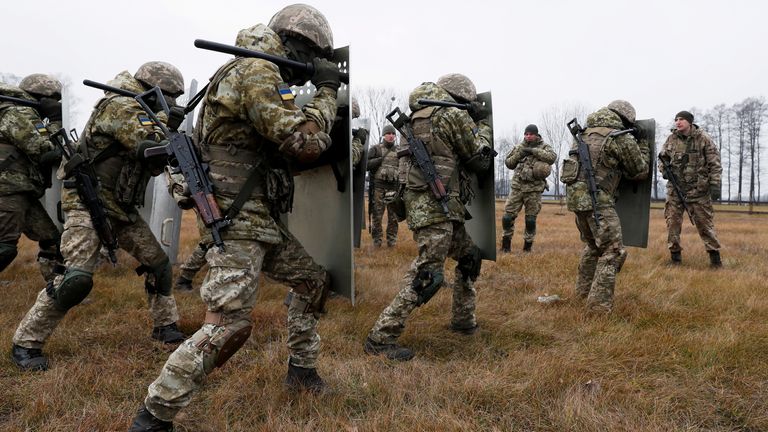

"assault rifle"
[567,118,601,227]
[387,107,450,214]
[659,153,695,225]
[194,39,349,84]
[0,94,40,109]
[51,128,119,265]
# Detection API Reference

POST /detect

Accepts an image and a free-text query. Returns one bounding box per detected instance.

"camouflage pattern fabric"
[664,194,721,252]
[179,241,208,281]
[367,221,477,344]
[0,194,61,282]
[370,185,399,246]
[351,137,363,166]
[658,125,721,203]
[368,140,399,183]
[13,209,178,349]
[144,233,325,422]
[502,190,542,242]
[504,138,556,194]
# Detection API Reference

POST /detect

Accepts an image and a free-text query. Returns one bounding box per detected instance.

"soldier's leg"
[664,197,684,259]
[690,201,721,252]
[0,194,26,273]
[449,223,479,333]
[574,212,599,299]
[501,189,523,251]
[385,199,399,247]
[175,241,209,291]
[522,192,543,250]
[22,199,63,284]
[370,187,386,246]
[143,239,263,422]
[586,208,624,313]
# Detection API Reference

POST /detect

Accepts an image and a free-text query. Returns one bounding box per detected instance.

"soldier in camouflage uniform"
[173,241,208,292]
[367,124,400,247]
[0,75,64,284]
[351,97,367,168]
[364,73,493,361]
[501,124,556,252]
[129,5,342,430]
[658,110,722,267]
[561,102,649,313]
[11,63,186,372]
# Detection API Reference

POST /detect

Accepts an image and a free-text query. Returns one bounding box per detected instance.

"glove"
[710,185,720,201]
[38,98,62,122]
[353,127,369,146]
[520,147,533,155]
[39,148,63,168]
[136,139,167,161]
[311,58,341,92]
[468,101,490,122]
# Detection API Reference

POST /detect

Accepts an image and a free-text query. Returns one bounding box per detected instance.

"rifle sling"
[224,163,263,221]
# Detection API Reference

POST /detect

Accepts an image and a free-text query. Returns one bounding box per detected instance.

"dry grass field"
[1,203,767,431]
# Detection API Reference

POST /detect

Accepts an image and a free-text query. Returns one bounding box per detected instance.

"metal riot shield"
[352,117,371,247]
[283,46,354,304]
[464,91,496,261]
[615,118,655,248]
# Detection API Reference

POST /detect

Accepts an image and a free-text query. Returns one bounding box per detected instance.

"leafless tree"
[494,130,521,197]
[355,86,408,145]
[537,103,590,197]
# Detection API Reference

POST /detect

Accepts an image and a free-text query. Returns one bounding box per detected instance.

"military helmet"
[436,73,477,102]
[532,160,552,180]
[134,61,185,97]
[608,99,636,124]
[351,97,360,118]
[268,4,334,56]
[382,124,396,135]
[19,74,62,100]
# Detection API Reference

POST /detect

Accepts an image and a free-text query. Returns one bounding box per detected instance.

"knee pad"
[412,269,444,307]
[457,246,482,282]
[47,268,93,311]
[501,213,514,231]
[525,216,537,233]
[0,242,18,271]
[136,259,172,296]
[194,314,253,372]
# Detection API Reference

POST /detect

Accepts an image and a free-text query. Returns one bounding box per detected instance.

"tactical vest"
[578,127,622,196]
[0,104,44,191]
[404,106,458,193]
[373,142,399,184]
[668,132,708,195]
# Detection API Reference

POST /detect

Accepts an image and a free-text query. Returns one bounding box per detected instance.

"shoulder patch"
[35,122,48,135]
[137,114,156,127]
[276,83,295,101]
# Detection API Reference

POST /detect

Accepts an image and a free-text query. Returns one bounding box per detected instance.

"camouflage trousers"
[502,188,543,242]
[370,184,399,246]
[12,209,179,349]
[368,221,477,344]
[0,193,62,283]
[574,207,626,313]
[179,241,208,281]
[144,231,326,422]
[664,195,721,252]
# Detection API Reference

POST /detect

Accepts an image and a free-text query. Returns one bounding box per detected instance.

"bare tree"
[702,104,733,200]
[537,103,590,197]
[0,72,23,85]
[742,97,766,207]
[494,130,521,197]
[355,86,408,145]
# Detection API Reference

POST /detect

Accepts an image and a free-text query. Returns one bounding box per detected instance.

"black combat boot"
[500,236,511,253]
[708,250,722,268]
[523,241,533,252]
[670,251,682,265]
[11,344,48,371]
[173,276,193,292]
[151,323,185,344]
[128,404,174,432]
[450,323,479,335]
[363,337,415,361]
[284,362,325,394]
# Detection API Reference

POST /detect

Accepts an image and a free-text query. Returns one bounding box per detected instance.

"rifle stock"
[567,118,601,227]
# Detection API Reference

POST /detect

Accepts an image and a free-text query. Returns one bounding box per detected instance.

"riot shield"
[283,46,354,304]
[352,117,371,247]
[464,91,496,261]
[616,118,655,248]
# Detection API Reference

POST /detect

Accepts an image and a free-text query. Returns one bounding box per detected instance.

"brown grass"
[1,204,767,431]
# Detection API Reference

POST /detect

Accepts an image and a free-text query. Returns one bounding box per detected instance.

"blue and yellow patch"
[137,114,156,127]
[34,122,48,134]
[276,83,295,101]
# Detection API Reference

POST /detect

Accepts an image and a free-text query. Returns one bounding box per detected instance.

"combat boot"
[11,344,48,371]
[708,250,722,268]
[128,404,173,432]
[363,337,415,361]
[523,241,533,252]
[500,236,511,253]
[450,323,479,335]
[670,251,682,265]
[173,276,193,292]
[284,363,325,394]
[151,323,185,344]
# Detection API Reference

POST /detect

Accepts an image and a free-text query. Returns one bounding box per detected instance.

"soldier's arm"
[505,145,523,170]
[437,108,491,162]
[95,97,164,152]
[657,135,674,176]
[0,106,54,161]
[702,134,722,186]
[367,144,382,171]
[351,138,362,166]
[616,134,649,180]
[532,143,557,164]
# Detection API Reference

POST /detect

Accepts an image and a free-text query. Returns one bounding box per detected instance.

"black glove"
[38,98,62,122]
[520,147,533,155]
[136,139,167,161]
[468,101,491,122]
[311,58,341,92]
[353,127,369,146]
[39,148,63,168]
[710,185,721,201]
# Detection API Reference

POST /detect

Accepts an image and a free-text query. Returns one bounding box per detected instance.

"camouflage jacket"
[195,24,337,244]
[367,140,399,186]
[400,82,493,230]
[60,72,165,222]
[505,137,556,193]
[351,136,363,166]
[0,84,55,197]
[659,125,721,203]
[566,108,649,212]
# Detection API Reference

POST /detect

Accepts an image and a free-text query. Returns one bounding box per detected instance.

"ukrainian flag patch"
[276,83,295,101]
[137,114,155,126]
[35,123,48,134]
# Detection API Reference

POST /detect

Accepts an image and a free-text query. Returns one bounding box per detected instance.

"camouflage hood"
[0,83,35,101]
[235,23,285,57]
[408,82,455,112]
[105,71,145,95]
[586,107,623,129]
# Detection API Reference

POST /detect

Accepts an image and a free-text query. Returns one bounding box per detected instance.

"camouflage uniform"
[13,71,181,350]
[367,81,493,347]
[178,241,208,282]
[142,23,337,422]
[502,137,556,246]
[563,108,649,312]
[0,84,62,282]
[659,125,721,254]
[367,136,400,246]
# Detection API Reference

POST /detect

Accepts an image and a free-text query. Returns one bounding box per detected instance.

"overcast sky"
[3,0,767,137]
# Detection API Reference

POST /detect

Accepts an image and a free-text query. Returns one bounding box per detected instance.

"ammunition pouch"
[0,242,18,271]
[47,267,93,311]
[560,155,579,185]
[412,269,444,307]
[501,213,514,231]
[457,247,482,282]
[192,311,253,372]
[531,160,552,180]
[289,272,332,319]
[266,168,294,214]
[136,259,173,296]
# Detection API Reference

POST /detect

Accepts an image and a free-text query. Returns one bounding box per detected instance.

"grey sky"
[3,0,767,137]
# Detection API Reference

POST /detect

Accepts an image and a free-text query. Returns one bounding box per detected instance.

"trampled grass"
[1,203,767,431]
